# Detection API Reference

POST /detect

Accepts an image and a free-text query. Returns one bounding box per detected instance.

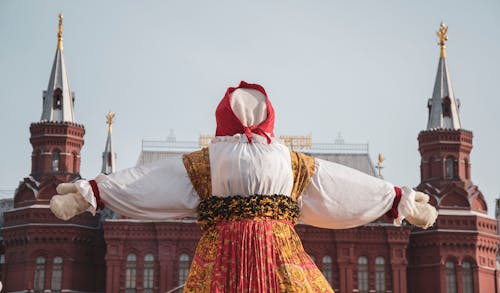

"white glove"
[398,187,438,229]
[50,183,91,221]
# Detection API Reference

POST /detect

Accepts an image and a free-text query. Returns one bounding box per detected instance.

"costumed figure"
[51,81,438,292]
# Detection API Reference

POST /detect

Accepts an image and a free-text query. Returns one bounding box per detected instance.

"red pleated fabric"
[212,220,279,292]
[185,220,335,293]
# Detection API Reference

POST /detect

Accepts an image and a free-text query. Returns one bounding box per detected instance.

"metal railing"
[305,142,369,154]
[141,138,369,154]
[0,190,14,199]
[142,139,202,152]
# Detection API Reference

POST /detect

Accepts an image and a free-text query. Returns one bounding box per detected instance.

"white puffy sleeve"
[75,157,199,220]
[299,158,399,229]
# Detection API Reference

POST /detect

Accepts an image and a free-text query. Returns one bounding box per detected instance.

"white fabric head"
[230,88,267,127]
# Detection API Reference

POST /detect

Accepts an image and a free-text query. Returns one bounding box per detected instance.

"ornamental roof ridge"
[31,120,85,128]
[419,128,472,134]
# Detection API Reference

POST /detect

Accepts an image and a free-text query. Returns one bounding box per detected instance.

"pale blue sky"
[1,1,499,215]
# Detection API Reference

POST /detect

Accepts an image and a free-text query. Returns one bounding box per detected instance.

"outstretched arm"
[298,158,437,229]
[51,157,199,220]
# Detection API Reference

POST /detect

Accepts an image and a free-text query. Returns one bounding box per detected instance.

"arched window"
[322,255,333,285]
[125,254,137,293]
[445,260,457,293]
[375,257,385,293]
[51,257,63,292]
[52,150,60,172]
[358,256,368,293]
[143,254,154,293]
[462,261,473,293]
[34,256,46,292]
[442,97,452,128]
[53,88,63,109]
[442,97,452,117]
[446,157,454,179]
[179,254,190,287]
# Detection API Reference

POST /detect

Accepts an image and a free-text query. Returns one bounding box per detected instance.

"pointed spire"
[426,22,462,130]
[102,112,116,174]
[40,13,75,122]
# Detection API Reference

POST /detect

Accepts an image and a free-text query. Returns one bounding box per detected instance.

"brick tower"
[408,23,499,293]
[2,14,105,292]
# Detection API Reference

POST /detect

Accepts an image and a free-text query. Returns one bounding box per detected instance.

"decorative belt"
[197,194,300,230]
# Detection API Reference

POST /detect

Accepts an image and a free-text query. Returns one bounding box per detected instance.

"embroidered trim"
[290,151,316,200]
[89,180,105,210]
[386,186,402,220]
[182,148,212,200]
[198,195,300,230]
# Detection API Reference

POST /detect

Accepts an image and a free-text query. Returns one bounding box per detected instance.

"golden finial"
[376,153,385,178]
[57,13,64,51]
[106,111,115,133]
[437,21,448,58]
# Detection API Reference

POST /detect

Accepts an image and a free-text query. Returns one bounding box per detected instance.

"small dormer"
[53,88,63,110]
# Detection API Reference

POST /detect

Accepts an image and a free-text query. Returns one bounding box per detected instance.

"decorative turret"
[417,23,486,213]
[409,24,498,293]
[426,22,462,130]
[14,15,85,207]
[40,13,75,122]
[101,112,116,174]
[2,14,105,293]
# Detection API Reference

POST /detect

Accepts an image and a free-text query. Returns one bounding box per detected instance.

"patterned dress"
[72,81,408,293]
[86,135,398,292]
[183,148,333,292]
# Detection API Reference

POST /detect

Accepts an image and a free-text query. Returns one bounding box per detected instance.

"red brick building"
[0,18,498,293]
[1,15,106,292]
[407,23,499,293]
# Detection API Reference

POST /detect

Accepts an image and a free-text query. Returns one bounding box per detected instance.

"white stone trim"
[25,183,39,199]
[412,229,497,238]
[7,204,50,211]
[2,223,98,230]
[6,289,102,293]
[409,262,496,270]
[438,209,491,219]
[27,176,41,186]
[105,218,196,223]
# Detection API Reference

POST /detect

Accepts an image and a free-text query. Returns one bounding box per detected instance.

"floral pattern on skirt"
[184,219,334,293]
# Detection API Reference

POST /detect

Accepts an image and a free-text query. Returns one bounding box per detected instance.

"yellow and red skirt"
[184,195,334,293]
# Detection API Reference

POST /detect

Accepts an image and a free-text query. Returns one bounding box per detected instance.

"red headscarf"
[215,81,275,143]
